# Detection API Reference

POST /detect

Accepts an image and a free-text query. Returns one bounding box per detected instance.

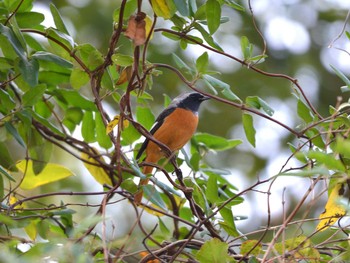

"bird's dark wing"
[136,106,176,160]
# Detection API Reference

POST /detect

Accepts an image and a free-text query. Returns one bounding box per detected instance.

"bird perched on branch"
[134,92,210,204]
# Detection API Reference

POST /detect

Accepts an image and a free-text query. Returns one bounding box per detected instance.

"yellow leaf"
[140,203,166,217]
[17,160,74,190]
[140,251,160,263]
[106,115,129,134]
[82,148,112,186]
[317,182,347,231]
[25,220,37,240]
[9,196,25,209]
[241,240,262,257]
[150,0,176,19]
[116,66,132,85]
[145,15,154,40]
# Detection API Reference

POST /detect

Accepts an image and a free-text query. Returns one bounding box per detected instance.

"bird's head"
[175,92,210,112]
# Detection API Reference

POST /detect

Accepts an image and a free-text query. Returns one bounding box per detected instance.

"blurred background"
[30,0,350,236]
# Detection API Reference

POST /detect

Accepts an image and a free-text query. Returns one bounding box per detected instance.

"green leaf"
[113,0,137,22]
[305,128,325,149]
[50,3,69,35]
[16,12,45,28]
[334,137,350,159]
[249,54,267,63]
[193,22,223,51]
[246,96,274,116]
[196,52,209,74]
[101,69,113,90]
[95,112,112,149]
[172,53,193,74]
[22,84,46,107]
[24,34,45,51]
[185,34,204,44]
[46,27,75,49]
[198,16,229,26]
[5,0,33,12]
[81,111,96,143]
[0,142,15,172]
[0,24,26,60]
[111,53,134,67]
[29,136,53,175]
[185,178,208,210]
[34,100,52,118]
[196,238,231,263]
[189,152,200,171]
[0,173,4,200]
[240,36,253,60]
[331,64,350,88]
[173,0,189,16]
[38,71,70,86]
[143,184,167,211]
[163,93,172,107]
[242,113,256,147]
[297,98,313,123]
[12,21,29,54]
[63,107,83,132]
[31,111,65,136]
[162,31,181,41]
[53,89,97,111]
[5,122,26,147]
[346,31,350,41]
[219,207,239,236]
[0,165,15,182]
[0,57,13,70]
[158,217,171,237]
[206,0,221,35]
[122,124,141,145]
[224,0,245,11]
[25,128,48,172]
[17,160,75,190]
[18,57,39,87]
[193,133,242,151]
[136,107,155,130]
[206,173,218,204]
[307,151,345,172]
[203,74,241,102]
[32,51,72,68]
[70,68,89,89]
[188,0,197,16]
[274,236,320,262]
[0,89,16,112]
[219,207,235,228]
[76,43,103,70]
[171,14,187,28]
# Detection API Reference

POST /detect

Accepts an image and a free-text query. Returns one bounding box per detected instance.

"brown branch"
[154,28,322,120]
[5,0,24,26]
[144,63,303,138]
[20,29,90,73]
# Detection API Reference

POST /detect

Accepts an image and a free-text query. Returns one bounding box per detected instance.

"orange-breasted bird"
[134,92,210,204]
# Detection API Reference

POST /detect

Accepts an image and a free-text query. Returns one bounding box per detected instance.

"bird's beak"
[201,95,211,101]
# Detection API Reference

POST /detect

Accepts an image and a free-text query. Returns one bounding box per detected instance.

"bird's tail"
[134,165,153,205]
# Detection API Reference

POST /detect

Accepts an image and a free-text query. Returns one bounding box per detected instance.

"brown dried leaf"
[125,13,146,46]
[116,66,132,85]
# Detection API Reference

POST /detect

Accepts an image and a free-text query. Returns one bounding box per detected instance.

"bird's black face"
[178,92,210,112]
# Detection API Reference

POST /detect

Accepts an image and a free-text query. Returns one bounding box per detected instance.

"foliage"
[0,0,350,262]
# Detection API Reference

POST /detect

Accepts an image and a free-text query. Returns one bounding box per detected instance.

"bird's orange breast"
[145,108,198,164]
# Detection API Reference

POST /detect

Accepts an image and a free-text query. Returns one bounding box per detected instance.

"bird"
[134,92,210,204]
